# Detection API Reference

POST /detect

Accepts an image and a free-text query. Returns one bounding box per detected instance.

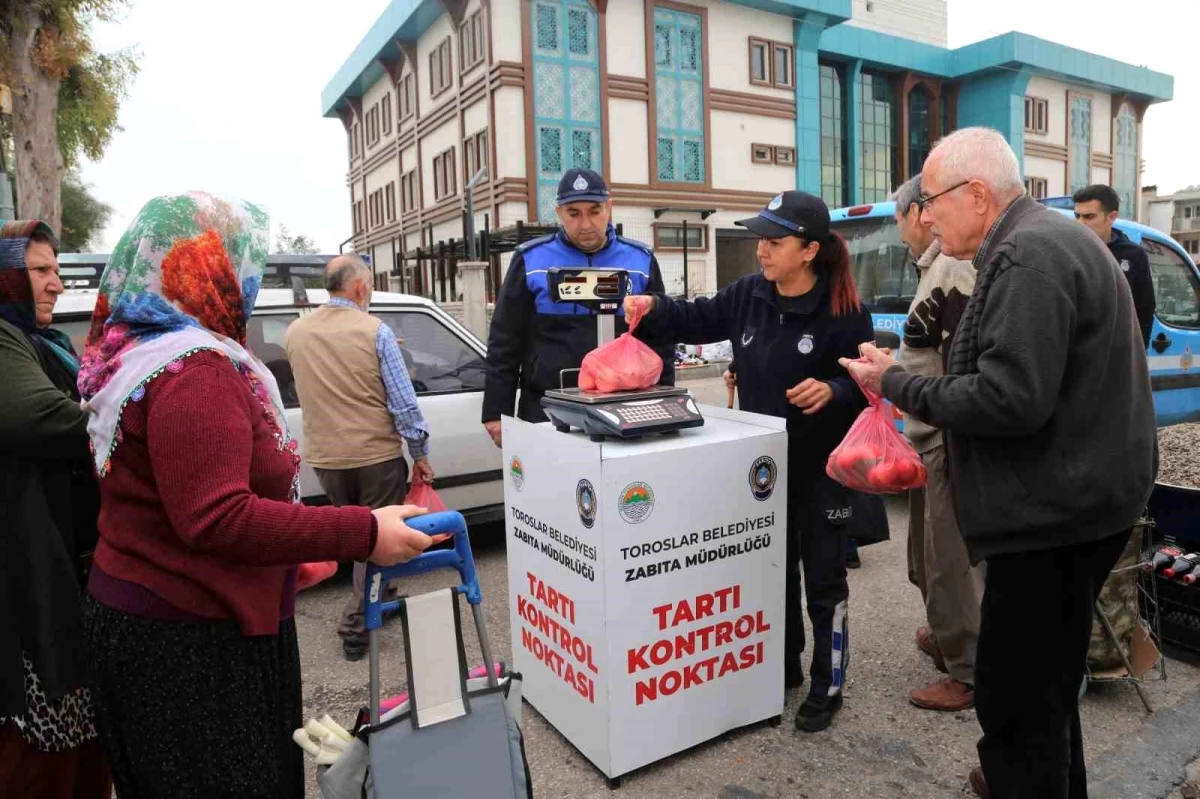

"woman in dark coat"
[0,220,111,796]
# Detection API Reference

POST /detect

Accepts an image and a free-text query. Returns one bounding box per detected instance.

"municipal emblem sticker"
[510,457,525,491]
[573,175,589,191]
[618,482,655,524]
[576,479,597,529]
[749,456,778,502]
[1183,347,1193,371]
[798,334,814,355]
[1120,259,1130,272]
[767,193,784,211]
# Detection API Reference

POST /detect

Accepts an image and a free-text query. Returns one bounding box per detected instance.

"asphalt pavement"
[296,376,1200,798]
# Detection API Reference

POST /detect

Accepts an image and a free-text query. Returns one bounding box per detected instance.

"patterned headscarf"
[78,192,298,491]
[0,219,79,384]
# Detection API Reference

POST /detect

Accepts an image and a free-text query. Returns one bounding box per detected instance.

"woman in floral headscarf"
[79,193,437,798]
[0,220,110,797]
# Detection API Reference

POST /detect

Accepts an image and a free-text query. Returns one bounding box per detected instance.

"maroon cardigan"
[88,350,376,636]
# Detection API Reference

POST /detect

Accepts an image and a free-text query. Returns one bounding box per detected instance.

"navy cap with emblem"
[556,168,610,206]
[736,190,831,241]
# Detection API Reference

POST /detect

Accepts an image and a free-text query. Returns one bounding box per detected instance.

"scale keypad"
[616,398,690,425]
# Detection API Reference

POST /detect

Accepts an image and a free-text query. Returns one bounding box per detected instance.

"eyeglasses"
[917,180,970,211]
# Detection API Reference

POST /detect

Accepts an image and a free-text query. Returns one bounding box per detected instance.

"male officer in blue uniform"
[481,168,673,446]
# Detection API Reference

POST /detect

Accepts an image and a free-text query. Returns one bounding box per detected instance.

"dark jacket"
[1107,227,1156,349]
[639,273,875,478]
[882,196,1156,564]
[482,225,674,422]
[0,319,98,716]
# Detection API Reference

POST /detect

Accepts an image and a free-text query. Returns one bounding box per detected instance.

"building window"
[398,74,415,121]
[464,128,488,184]
[939,91,952,137]
[429,37,452,99]
[751,143,773,164]
[774,146,795,166]
[819,63,846,208]
[460,10,485,74]
[908,88,932,177]
[366,105,381,147]
[350,123,361,158]
[1024,96,1048,135]
[748,38,769,86]
[401,171,417,213]
[859,70,896,203]
[353,200,364,233]
[772,43,793,90]
[1113,103,1138,220]
[1024,176,1048,199]
[385,182,396,222]
[1069,94,1092,194]
[747,38,792,89]
[532,0,601,222]
[653,223,707,252]
[433,147,457,200]
[381,93,392,135]
[654,6,705,184]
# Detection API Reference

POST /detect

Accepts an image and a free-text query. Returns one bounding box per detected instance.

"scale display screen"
[549,268,627,305]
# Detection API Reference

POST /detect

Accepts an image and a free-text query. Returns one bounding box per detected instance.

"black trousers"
[785,473,851,698]
[974,530,1130,799]
[313,457,409,644]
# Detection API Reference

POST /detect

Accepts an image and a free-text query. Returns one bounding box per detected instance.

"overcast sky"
[77,0,1196,252]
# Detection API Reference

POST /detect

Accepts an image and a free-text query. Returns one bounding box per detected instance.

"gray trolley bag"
[317,511,532,799]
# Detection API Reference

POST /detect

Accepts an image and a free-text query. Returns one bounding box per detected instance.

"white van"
[52,283,504,525]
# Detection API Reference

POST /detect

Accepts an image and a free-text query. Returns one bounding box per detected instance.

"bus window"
[831,216,917,315]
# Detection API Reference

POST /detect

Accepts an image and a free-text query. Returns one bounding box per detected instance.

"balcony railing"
[1172,217,1200,232]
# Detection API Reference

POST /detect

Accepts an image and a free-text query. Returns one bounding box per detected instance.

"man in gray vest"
[286,255,433,661]
[890,173,983,713]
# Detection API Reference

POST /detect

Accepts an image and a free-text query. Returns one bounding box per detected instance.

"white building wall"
[607,0,646,79]
[464,98,488,138]
[845,0,947,48]
[1090,91,1112,155]
[1023,155,1065,198]
[609,99,649,185]
[710,111,796,192]
[705,1,793,97]
[1146,200,1174,235]
[401,145,417,175]
[491,0,523,63]
[494,87,526,179]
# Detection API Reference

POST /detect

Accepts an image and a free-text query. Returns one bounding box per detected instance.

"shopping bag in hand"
[403,479,447,512]
[578,308,662,393]
[826,358,926,494]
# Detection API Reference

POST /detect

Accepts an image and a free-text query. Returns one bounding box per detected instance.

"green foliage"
[275,224,319,255]
[57,45,136,168]
[59,170,110,250]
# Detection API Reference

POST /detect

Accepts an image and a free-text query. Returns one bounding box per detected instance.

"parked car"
[51,279,504,525]
[829,200,1200,426]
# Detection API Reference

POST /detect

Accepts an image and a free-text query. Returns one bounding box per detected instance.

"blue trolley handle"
[364,510,498,725]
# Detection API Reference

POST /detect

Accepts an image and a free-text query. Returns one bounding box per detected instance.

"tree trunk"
[8,6,63,231]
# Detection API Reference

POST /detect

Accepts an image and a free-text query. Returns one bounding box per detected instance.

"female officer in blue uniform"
[626,191,874,732]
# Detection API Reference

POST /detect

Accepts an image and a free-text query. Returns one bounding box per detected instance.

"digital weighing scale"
[539,267,704,441]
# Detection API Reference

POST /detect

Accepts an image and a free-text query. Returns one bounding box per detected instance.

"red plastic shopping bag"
[826,359,926,494]
[579,333,663,393]
[297,561,338,592]
[404,480,447,512]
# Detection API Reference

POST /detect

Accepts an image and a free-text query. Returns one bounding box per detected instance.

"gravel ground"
[295,378,1200,798]
[1159,424,1200,489]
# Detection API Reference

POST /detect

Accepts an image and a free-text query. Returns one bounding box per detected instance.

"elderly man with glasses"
[844,127,1156,799]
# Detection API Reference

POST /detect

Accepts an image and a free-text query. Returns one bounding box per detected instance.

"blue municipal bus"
[829,199,1200,426]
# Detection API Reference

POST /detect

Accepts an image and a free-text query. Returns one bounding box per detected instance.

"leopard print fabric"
[0,651,98,752]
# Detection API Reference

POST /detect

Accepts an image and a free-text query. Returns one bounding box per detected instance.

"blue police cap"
[556,168,610,206]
